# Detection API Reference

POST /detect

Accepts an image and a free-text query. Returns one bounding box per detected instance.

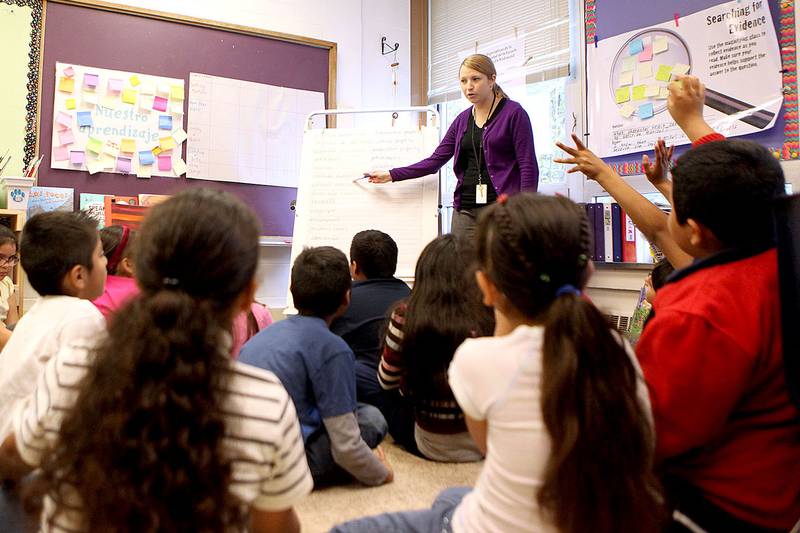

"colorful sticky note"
[56,111,72,130]
[657,87,670,99]
[101,95,119,109]
[172,128,187,144]
[638,103,654,119]
[120,138,137,153]
[83,91,98,106]
[153,96,168,112]
[632,85,647,101]
[129,74,141,87]
[157,83,170,96]
[619,103,636,118]
[653,36,669,54]
[173,158,187,176]
[629,39,644,55]
[122,89,138,104]
[116,156,132,173]
[621,56,637,73]
[672,63,690,77]
[638,62,653,79]
[69,151,85,165]
[655,65,673,82]
[108,78,123,94]
[83,73,99,89]
[139,82,155,95]
[159,136,176,151]
[65,98,76,110]
[619,71,634,87]
[86,136,103,154]
[170,85,184,100]
[152,146,163,156]
[101,154,116,169]
[645,84,659,98]
[63,66,75,78]
[159,115,173,130]
[157,155,172,171]
[139,95,154,112]
[641,36,652,47]
[76,111,93,128]
[615,87,631,104]
[170,100,184,115]
[59,128,75,146]
[58,77,75,93]
[103,140,119,157]
[52,146,69,161]
[87,160,104,175]
[638,46,653,62]
[139,150,155,166]
[137,165,152,179]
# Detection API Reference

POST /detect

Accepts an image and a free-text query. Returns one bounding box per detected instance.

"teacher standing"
[365,54,539,241]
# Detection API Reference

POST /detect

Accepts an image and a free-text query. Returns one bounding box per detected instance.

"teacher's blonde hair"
[460,54,508,99]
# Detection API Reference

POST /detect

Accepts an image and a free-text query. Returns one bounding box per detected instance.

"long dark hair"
[402,234,494,396]
[40,189,260,532]
[476,193,663,533]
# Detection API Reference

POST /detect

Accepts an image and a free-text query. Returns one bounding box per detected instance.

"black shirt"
[457,98,507,209]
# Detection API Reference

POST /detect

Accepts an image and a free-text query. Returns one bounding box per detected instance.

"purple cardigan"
[389,99,538,210]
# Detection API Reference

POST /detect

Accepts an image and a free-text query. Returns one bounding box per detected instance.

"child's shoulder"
[456,325,544,367]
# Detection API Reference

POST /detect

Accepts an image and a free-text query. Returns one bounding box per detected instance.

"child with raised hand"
[93,224,139,320]
[378,234,493,461]
[0,190,312,532]
[0,212,107,441]
[332,193,662,533]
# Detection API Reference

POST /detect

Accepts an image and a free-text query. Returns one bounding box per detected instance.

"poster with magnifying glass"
[587,0,783,158]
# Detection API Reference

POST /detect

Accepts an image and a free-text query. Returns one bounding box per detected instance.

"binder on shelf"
[593,203,605,262]
[603,203,613,263]
[621,208,637,263]
[611,203,623,262]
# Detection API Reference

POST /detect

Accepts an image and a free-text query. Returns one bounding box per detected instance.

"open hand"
[554,134,613,181]
[667,76,706,132]
[363,170,391,184]
[642,139,674,187]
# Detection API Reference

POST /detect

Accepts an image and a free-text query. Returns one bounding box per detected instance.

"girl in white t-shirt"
[333,193,663,533]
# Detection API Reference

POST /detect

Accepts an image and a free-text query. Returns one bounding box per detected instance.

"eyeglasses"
[0,255,19,267]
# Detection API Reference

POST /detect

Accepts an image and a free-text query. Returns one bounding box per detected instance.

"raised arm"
[642,139,674,203]
[668,75,716,143]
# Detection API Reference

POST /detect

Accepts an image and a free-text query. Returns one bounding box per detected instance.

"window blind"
[429,0,571,102]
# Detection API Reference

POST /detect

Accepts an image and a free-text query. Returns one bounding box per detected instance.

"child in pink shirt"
[93,225,139,321]
[231,302,273,358]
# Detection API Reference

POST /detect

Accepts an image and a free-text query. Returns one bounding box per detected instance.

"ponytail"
[493,83,508,100]
[538,293,663,533]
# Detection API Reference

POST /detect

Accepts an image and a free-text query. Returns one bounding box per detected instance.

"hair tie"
[107,226,130,273]
[555,284,581,297]
[162,277,180,288]
[497,193,509,205]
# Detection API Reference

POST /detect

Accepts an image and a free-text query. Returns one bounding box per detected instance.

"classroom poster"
[27,187,73,218]
[50,63,187,178]
[587,0,783,158]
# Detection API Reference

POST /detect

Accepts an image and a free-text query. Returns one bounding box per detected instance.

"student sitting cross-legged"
[240,246,393,488]
[0,189,312,532]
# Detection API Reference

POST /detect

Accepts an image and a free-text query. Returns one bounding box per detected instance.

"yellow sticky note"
[173,158,187,176]
[129,74,141,87]
[172,128,188,144]
[137,164,152,179]
[645,84,659,98]
[619,71,634,87]
[122,89,138,104]
[672,64,690,77]
[159,136,176,151]
[619,103,636,118]
[657,87,670,99]
[638,62,653,79]
[621,56,636,73]
[120,138,137,153]
[632,85,647,101]
[86,136,103,154]
[653,36,669,55]
[655,65,673,82]
[87,160,104,175]
[58,77,75,93]
[615,87,630,104]
[152,146,163,156]
[170,85,185,100]
[65,98,76,110]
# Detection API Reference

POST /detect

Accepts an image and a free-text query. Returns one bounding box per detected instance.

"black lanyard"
[470,92,497,185]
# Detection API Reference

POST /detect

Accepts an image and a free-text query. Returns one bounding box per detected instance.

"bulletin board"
[38,0,336,235]
[584,0,798,175]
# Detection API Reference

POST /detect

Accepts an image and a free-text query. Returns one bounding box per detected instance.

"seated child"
[333,193,661,533]
[240,246,392,487]
[0,212,106,441]
[378,234,493,462]
[331,230,410,409]
[231,301,273,358]
[0,189,311,532]
[93,225,139,320]
[0,226,20,350]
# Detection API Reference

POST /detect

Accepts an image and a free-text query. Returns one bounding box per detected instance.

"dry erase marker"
[352,175,370,183]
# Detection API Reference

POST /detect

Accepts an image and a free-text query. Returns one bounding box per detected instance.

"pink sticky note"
[53,146,69,161]
[59,128,75,146]
[116,156,132,173]
[63,66,75,78]
[157,154,171,171]
[108,78,123,94]
[152,96,168,112]
[638,45,653,62]
[69,151,85,165]
[55,111,72,130]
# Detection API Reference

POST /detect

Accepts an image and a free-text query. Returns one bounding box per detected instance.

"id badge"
[476,184,488,204]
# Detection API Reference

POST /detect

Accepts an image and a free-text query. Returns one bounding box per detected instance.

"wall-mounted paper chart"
[186,73,324,187]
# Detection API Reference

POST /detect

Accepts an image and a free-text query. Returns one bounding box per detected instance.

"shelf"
[259,236,292,247]
[594,262,654,271]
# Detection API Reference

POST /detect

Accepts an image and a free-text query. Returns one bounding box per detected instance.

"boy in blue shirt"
[240,246,393,487]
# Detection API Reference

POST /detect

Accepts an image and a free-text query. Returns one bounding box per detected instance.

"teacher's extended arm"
[364,118,459,183]
[512,108,539,192]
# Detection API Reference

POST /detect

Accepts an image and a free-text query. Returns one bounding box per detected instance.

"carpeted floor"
[296,441,482,532]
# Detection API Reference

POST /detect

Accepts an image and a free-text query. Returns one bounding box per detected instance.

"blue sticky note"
[638,102,654,119]
[629,39,644,55]
[76,111,93,128]
[158,115,172,130]
[138,150,155,166]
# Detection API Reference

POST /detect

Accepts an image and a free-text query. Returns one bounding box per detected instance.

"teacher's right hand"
[364,170,391,184]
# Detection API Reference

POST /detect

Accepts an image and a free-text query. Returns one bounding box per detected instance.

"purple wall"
[40,2,331,235]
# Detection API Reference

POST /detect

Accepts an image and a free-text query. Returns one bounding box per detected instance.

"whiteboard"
[186,73,325,187]
[289,126,440,307]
